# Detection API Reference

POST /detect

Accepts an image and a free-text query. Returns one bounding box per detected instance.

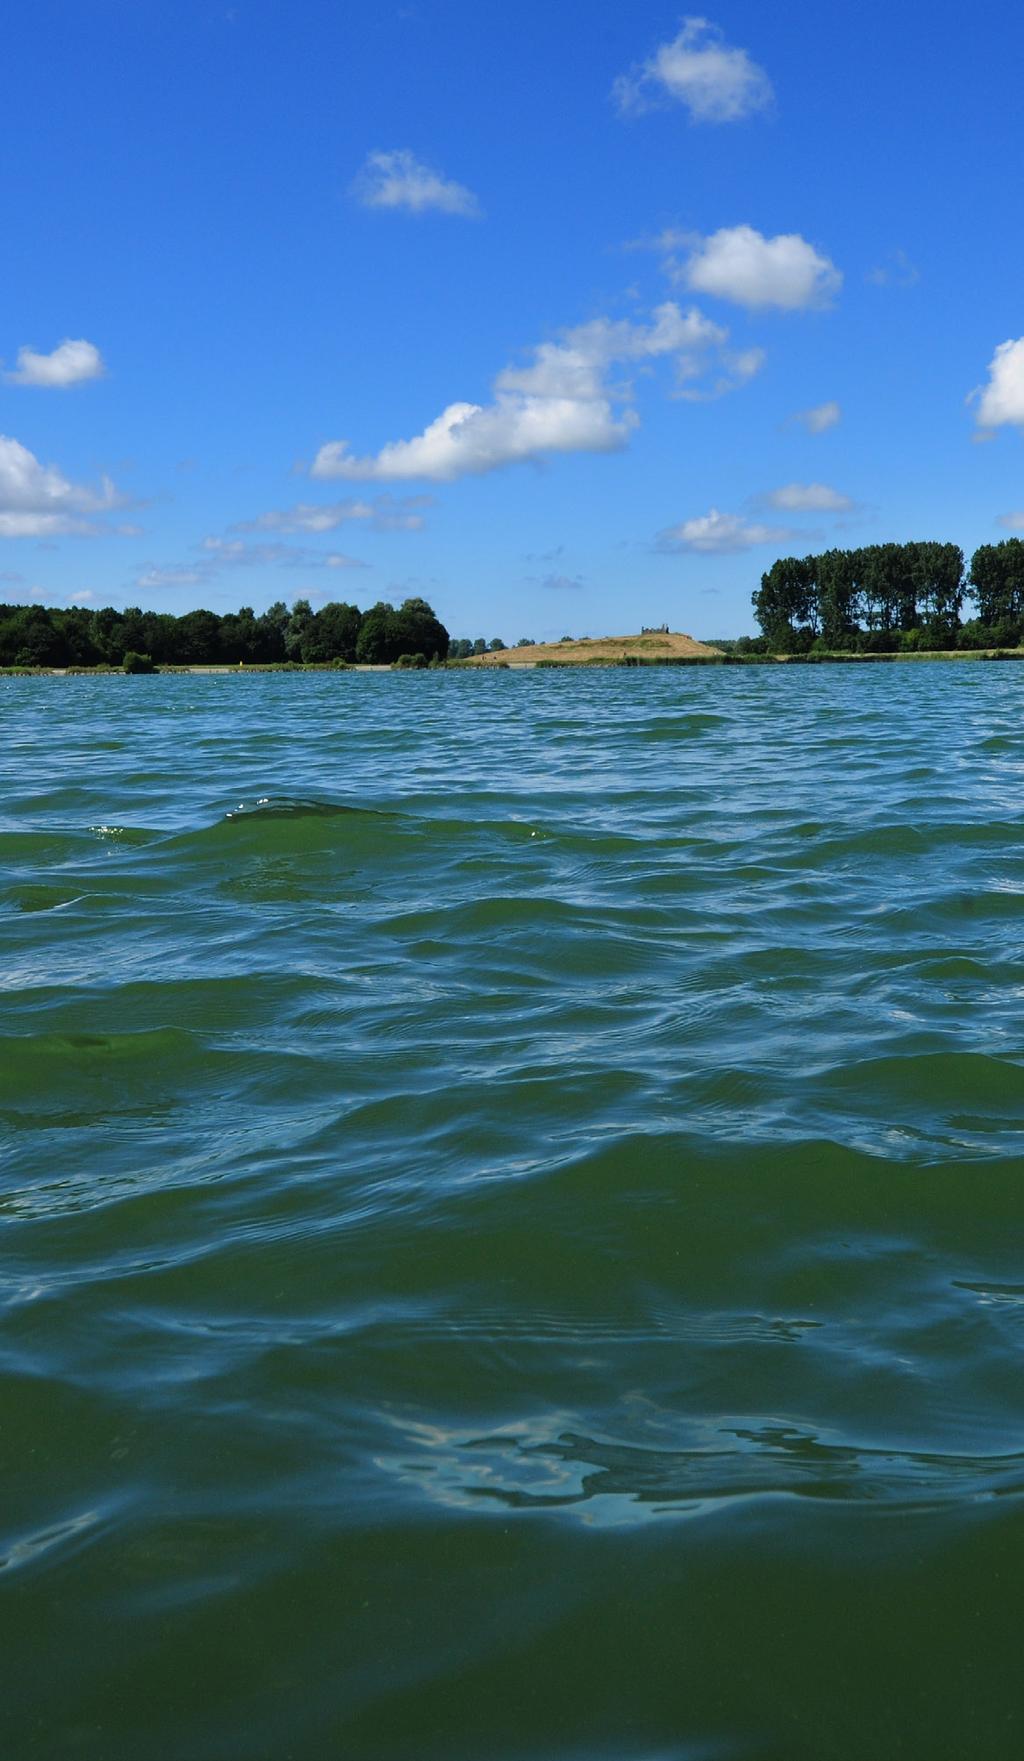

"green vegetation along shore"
[0,596,449,671]
[751,538,1024,654]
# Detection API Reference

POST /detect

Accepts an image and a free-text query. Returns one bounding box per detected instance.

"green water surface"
[3,666,1024,1759]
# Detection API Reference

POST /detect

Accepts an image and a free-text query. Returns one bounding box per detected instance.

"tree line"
[752,539,1024,653]
[0,596,450,670]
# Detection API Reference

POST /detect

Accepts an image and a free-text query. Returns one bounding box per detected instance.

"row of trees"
[447,637,537,658]
[753,539,1024,652]
[0,596,450,670]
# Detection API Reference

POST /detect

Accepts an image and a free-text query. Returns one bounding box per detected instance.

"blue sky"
[3,0,1024,638]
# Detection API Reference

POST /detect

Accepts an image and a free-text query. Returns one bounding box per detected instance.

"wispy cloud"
[996,511,1024,531]
[135,534,368,591]
[535,572,585,591]
[232,494,433,534]
[200,537,367,570]
[135,565,210,590]
[866,248,919,288]
[791,399,841,433]
[351,149,481,218]
[4,338,106,388]
[674,345,765,401]
[614,18,773,123]
[765,482,854,512]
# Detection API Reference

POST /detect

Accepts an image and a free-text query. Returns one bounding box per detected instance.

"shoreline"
[7,647,1024,678]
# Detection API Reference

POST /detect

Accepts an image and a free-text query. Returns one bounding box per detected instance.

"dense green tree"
[284,599,314,660]
[355,601,399,664]
[391,597,448,661]
[257,601,290,662]
[218,606,262,663]
[753,541,969,651]
[816,548,862,646]
[301,601,363,663]
[969,540,1024,633]
[174,609,223,663]
[753,556,818,650]
[913,542,964,645]
[356,598,449,664]
[0,606,64,667]
[56,607,105,666]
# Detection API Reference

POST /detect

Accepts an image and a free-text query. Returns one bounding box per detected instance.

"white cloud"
[234,494,432,534]
[766,482,853,511]
[0,434,121,537]
[792,399,841,433]
[311,301,751,484]
[68,590,94,605]
[614,17,773,123]
[5,338,105,388]
[135,565,209,590]
[496,304,729,399]
[313,397,631,483]
[972,338,1024,430]
[681,225,841,310]
[136,535,368,590]
[202,537,367,570]
[996,511,1024,531]
[658,508,794,554]
[539,573,585,591]
[352,149,481,218]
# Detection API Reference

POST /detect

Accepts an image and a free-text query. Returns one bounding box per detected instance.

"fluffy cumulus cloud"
[0,435,121,537]
[5,338,105,387]
[681,225,841,310]
[313,398,632,484]
[792,399,841,433]
[997,511,1024,531]
[972,338,1024,430]
[766,482,853,511]
[351,149,481,218]
[312,302,758,483]
[614,17,773,123]
[233,494,432,534]
[658,508,794,554]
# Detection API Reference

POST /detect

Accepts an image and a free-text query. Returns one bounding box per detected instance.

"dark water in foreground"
[3,665,1024,1760]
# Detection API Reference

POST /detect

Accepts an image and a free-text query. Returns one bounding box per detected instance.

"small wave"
[225,795,389,821]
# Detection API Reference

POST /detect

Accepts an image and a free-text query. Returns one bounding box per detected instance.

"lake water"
[3,664,1024,1759]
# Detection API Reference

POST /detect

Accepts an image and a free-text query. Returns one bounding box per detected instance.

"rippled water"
[3,666,1024,1759]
